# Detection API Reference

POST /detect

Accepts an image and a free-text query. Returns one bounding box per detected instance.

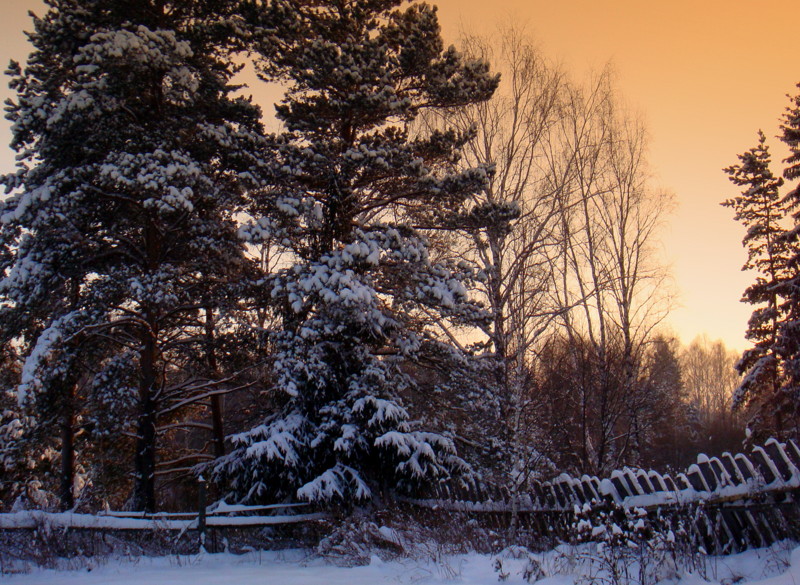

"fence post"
[198,476,207,552]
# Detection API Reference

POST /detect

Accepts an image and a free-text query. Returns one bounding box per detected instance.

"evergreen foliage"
[0,343,35,508]
[773,84,800,436]
[211,0,500,505]
[723,131,792,435]
[1,0,267,510]
[724,83,800,440]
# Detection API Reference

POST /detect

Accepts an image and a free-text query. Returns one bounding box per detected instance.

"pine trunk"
[133,331,158,512]
[205,308,225,458]
[59,384,75,511]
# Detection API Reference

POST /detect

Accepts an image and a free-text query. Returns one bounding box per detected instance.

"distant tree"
[723,131,791,438]
[637,335,691,469]
[211,0,499,505]
[534,333,628,474]
[1,0,266,511]
[679,336,745,453]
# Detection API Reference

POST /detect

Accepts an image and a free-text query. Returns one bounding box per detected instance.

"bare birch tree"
[545,70,673,474]
[419,29,570,496]
[421,28,672,501]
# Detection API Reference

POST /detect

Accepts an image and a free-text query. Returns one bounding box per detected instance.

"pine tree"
[1,0,267,510]
[723,131,792,436]
[782,84,800,186]
[772,84,800,437]
[211,0,499,505]
[0,343,33,509]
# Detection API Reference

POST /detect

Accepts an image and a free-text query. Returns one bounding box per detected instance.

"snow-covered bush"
[570,501,689,585]
[316,516,405,567]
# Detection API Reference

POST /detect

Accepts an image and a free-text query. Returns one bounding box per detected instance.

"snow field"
[3,543,799,585]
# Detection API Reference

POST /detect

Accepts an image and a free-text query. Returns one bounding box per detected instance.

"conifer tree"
[1,0,267,510]
[0,343,33,509]
[212,0,499,504]
[723,131,792,436]
[772,84,800,437]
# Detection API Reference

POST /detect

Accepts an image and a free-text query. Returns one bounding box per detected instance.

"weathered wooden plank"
[710,507,737,554]
[661,474,679,492]
[570,480,588,504]
[648,471,668,492]
[784,440,800,473]
[694,506,721,554]
[721,453,743,484]
[556,474,577,506]
[546,484,561,508]
[750,506,778,546]
[555,480,575,507]
[734,454,756,482]
[634,470,654,494]
[686,466,707,491]
[750,447,778,484]
[717,507,747,553]
[697,460,719,490]
[742,508,769,548]
[764,439,795,481]
[530,480,546,509]
[610,472,632,499]
[724,508,753,550]
[598,478,623,504]
[622,469,645,495]
[708,458,730,487]
[580,476,600,502]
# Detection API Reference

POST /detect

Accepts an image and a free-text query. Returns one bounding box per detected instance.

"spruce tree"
[723,131,791,436]
[1,0,266,510]
[212,0,499,504]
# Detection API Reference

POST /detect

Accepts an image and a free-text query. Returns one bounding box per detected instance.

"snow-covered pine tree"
[1,0,267,510]
[723,131,793,438]
[212,0,499,505]
[772,84,800,438]
[0,343,33,509]
[783,84,800,186]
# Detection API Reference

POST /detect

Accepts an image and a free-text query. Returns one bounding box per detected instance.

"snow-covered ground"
[3,543,799,585]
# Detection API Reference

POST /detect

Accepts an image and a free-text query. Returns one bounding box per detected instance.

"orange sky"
[2,0,799,352]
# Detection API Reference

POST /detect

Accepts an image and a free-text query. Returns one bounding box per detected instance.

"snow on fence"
[407,438,800,554]
[0,505,326,531]
[0,498,328,555]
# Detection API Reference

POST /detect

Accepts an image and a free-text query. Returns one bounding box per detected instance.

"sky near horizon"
[1,0,798,352]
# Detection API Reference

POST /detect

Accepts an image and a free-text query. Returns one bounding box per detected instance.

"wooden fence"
[0,500,327,557]
[2,439,798,557]
[406,438,800,554]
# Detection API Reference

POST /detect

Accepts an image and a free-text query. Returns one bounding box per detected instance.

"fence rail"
[0,509,327,531]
